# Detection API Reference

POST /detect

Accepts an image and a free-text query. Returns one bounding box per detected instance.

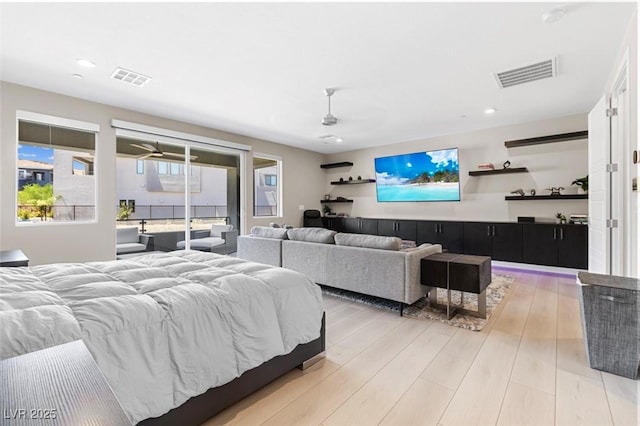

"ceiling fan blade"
[131,143,155,152]
[138,153,156,160]
[162,152,187,158]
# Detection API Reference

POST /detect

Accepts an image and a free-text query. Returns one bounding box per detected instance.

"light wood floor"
[203,270,639,426]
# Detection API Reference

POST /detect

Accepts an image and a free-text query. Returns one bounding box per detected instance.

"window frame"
[252,153,282,219]
[15,111,99,226]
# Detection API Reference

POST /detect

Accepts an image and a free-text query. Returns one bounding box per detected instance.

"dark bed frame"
[139,313,326,426]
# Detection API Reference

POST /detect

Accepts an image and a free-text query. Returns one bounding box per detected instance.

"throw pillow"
[250,226,289,239]
[286,228,336,244]
[334,233,401,251]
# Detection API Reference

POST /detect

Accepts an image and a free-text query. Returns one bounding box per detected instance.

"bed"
[0,251,325,425]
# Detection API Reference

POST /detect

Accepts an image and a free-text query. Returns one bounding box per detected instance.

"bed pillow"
[334,233,401,251]
[250,226,289,239]
[116,226,139,244]
[286,228,336,244]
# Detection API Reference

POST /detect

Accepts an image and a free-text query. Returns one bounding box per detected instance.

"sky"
[18,144,53,163]
[375,148,459,185]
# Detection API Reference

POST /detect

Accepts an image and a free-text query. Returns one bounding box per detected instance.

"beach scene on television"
[375,148,460,202]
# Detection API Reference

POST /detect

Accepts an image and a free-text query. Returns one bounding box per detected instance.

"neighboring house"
[17,159,53,189]
[115,157,228,219]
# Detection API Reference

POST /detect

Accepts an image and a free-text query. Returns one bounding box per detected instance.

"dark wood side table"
[421,253,492,319]
[0,340,131,425]
[0,249,29,267]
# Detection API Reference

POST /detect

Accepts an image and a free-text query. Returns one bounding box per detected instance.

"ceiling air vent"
[111,67,151,87]
[494,58,556,89]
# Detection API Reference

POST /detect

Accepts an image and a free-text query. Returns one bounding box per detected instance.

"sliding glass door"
[115,137,241,255]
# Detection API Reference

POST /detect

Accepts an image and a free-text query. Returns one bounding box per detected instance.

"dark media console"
[322,217,588,269]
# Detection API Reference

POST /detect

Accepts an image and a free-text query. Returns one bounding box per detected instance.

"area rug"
[322,273,515,331]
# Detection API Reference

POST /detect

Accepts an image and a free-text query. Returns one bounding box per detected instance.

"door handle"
[439,224,442,233]
[487,225,491,237]
[560,228,564,240]
[553,228,557,240]
[435,224,439,233]
[492,226,496,237]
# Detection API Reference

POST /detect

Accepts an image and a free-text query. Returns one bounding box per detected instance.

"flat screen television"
[374,148,460,202]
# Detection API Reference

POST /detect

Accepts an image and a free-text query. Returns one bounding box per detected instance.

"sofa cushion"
[176,237,225,250]
[116,227,139,244]
[250,226,289,239]
[116,242,146,254]
[286,228,336,244]
[210,224,233,237]
[334,233,401,251]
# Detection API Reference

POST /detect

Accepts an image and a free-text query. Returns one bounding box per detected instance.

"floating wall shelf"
[469,167,528,176]
[321,199,354,203]
[331,179,376,185]
[505,194,588,201]
[504,131,588,148]
[320,162,354,169]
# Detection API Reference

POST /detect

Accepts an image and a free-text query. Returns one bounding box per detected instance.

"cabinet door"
[463,223,492,256]
[376,220,413,239]
[439,222,465,253]
[342,218,360,234]
[522,224,558,266]
[416,221,439,245]
[377,219,396,237]
[558,225,588,269]
[323,217,343,232]
[491,223,523,262]
[360,218,378,235]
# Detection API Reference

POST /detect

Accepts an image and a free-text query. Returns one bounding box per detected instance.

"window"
[253,154,281,217]
[158,161,168,175]
[136,160,144,174]
[17,117,97,223]
[170,162,180,175]
[265,174,277,186]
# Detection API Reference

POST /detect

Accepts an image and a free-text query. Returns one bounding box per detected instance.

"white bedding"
[0,251,323,424]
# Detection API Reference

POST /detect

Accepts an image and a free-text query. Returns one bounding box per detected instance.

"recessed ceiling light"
[335,138,343,143]
[76,59,96,68]
[460,114,468,119]
[542,7,565,24]
[484,108,497,115]
[72,74,83,79]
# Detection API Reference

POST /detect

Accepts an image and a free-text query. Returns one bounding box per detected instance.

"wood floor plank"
[497,381,555,426]
[601,371,639,426]
[379,377,455,426]
[420,327,488,391]
[203,270,634,426]
[323,325,452,425]
[510,274,558,395]
[261,318,426,426]
[555,369,613,426]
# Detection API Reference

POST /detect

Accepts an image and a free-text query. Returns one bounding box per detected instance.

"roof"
[17,160,54,170]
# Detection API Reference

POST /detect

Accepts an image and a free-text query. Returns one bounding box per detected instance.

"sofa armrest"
[139,234,155,251]
[191,229,211,239]
[221,230,238,253]
[404,244,443,302]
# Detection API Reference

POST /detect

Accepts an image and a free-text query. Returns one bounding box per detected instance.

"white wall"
[324,114,589,223]
[0,82,325,265]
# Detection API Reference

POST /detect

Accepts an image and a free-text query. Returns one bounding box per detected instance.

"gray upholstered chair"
[176,224,237,254]
[116,226,155,255]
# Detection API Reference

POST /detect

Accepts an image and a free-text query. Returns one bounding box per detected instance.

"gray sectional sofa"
[237,226,442,306]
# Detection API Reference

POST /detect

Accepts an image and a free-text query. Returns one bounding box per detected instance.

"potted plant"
[555,212,567,224]
[322,205,333,216]
[571,175,588,194]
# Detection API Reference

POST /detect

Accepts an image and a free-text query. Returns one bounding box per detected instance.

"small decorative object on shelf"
[357,176,362,180]
[503,160,511,169]
[571,175,588,194]
[339,177,344,182]
[336,196,348,201]
[478,163,495,170]
[322,205,332,216]
[530,189,536,196]
[570,214,588,225]
[547,186,564,195]
[555,212,567,224]
[510,188,525,196]
[348,176,353,181]
[324,194,331,200]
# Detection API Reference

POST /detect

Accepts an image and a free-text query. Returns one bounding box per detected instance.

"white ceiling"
[0,2,636,154]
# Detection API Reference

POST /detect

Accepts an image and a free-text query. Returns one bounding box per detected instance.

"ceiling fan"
[130,142,197,160]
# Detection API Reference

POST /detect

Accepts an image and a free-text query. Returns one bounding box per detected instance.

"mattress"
[0,251,323,423]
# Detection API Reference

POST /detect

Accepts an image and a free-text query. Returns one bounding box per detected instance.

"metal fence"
[18,205,95,222]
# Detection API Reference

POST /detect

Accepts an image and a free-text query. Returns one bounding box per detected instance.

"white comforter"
[0,251,323,424]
